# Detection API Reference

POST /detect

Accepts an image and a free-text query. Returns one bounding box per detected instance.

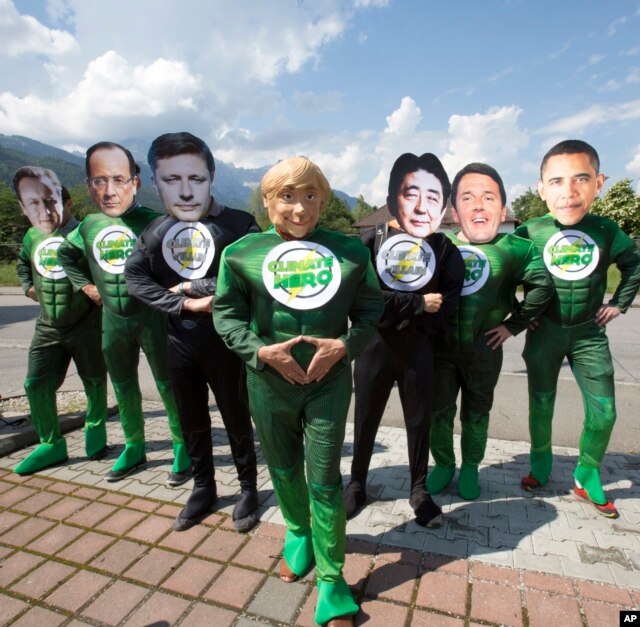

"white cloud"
[599,79,620,93]
[293,90,343,114]
[353,0,389,6]
[0,0,77,57]
[587,53,606,65]
[627,68,640,84]
[384,96,422,136]
[625,146,640,176]
[441,106,529,176]
[607,15,628,36]
[540,100,640,135]
[547,41,571,60]
[507,183,529,205]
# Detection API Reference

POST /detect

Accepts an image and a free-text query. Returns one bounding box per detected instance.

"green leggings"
[247,365,358,625]
[102,307,187,473]
[523,317,616,503]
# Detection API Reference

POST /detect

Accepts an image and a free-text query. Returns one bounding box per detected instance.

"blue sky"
[1,0,639,206]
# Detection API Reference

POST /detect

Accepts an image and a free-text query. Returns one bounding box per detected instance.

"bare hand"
[26,287,38,302]
[484,324,512,350]
[81,284,102,306]
[182,296,213,313]
[169,281,192,295]
[423,293,443,313]
[595,304,621,327]
[258,336,307,384]
[302,336,347,382]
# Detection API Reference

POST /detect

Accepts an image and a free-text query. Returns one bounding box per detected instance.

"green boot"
[14,438,68,475]
[315,578,359,626]
[426,464,455,494]
[457,463,480,500]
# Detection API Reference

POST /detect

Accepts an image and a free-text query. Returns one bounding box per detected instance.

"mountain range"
[0,134,357,210]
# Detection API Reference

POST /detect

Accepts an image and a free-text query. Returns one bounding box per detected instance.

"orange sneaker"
[573,485,619,519]
[521,473,543,492]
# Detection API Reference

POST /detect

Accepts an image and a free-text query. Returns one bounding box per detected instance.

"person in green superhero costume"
[58,142,190,485]
[12,166,109,475]
[516,140,640,518]
[214,157,383,627]
[427,163,553,500]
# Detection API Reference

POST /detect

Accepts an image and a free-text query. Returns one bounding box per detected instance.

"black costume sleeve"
[16,245,34,295]
[430,234,465,333]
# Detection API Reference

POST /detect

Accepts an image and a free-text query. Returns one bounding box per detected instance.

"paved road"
[1,287,638,453]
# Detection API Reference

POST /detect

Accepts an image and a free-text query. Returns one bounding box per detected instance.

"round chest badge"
[92,225,137,275]
[162,221,215,279]
[34,237,66,280]
[458,245,490,296]
[543,230,599,281]
[262,240,342,310]
[376,233,436,291]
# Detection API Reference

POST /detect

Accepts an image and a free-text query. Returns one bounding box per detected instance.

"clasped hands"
[257,335,346,385]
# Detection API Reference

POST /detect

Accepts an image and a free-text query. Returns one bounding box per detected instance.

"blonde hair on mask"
[261,156,331,206]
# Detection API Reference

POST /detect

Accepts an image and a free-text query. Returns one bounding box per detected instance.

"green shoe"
[283,528,314,578]
[574,464,606,506]
[426,465,455,494]
[85,422,107,460]
[109,442,146,474]
[457,463,480,500]
[315,577,359,626]
[14,438,68,475]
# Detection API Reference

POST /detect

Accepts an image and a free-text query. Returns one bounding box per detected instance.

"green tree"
[510,188,548,224]
[319,191,354,233]
[352,194,375,223]
[591,178,640,236]
[245,185,271,231]
[0,182,28,261]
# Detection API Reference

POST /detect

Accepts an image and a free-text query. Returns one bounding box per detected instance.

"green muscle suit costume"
[428,232,553,498]
[515,213,640,504]
[214,226,383,625]
[57,205,189,476]
[14,218,108,474]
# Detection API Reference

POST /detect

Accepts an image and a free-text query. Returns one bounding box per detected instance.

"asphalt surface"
[1,287,638,454]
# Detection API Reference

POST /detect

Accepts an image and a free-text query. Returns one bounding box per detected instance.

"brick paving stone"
[82,580,149,625]
[200,511,224,527]
[124,547,184,585]
[0,550,44,587]
[56,530,115,564]
[471,562,520,585]
[161,557,221,597]
[233,534,281,571]
[66,501,117,527]
[356,598,409,626]
[0,509,26,534]
[583,600,633,626]
[39,495,88,521]
[411,609,466,626]
[0,546,11,559]
[0,485,37,507]
[122,590,191,626]
[470,580,522,626]
[158,523,210,553]
[522,571,575,595]
[255,521,287,540]
[155,503,183,518]
[95,508,146,535]
[181,602,238,626]
[73,486,105,500]
[12,490,61,514]
[576,579,634,605]
[27,522,84,555]
[10,605,67,627]
[376,545,423,565]
[98,491,131,506]
[525,589,582,626]
[422,553,469,577]
[2,516,55,547]
[194,528,247,561]
[46,481,78,495]
[344,553,373,591]
[415,571,468,616]
[90,539,148,575]
[203,564,265,609]
[365,560,418,603]
[0,595,30,625]
[10,559,76,599]
[2,472,31,484]
[295,586,318,627]
[247,576,308,623]
[44,570,111,612]
[125,497,160,513]
[346,537,378,556]
[126,513,173,544]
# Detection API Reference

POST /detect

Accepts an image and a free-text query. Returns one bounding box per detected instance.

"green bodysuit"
[428,232,553,499]
[14,220,108,474]
[57,205,188,476]
[214,226,383,625]
[516,213,640,504]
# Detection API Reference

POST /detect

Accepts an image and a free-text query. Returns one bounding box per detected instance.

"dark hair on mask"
[451,162,507,208]
[147,132,215,176]
[86,141,137,178]
[540,139,600,178]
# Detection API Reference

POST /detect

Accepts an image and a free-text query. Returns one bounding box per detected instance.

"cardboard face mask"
[18,167,65,235]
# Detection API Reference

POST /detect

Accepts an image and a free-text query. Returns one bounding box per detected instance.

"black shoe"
[173,484,218,532]
[410,487,442,528]
[233,487,259,533]
[88,445,109,461]
[166,468,193,488]
[105,457,147,482]
[344,481,366,519]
